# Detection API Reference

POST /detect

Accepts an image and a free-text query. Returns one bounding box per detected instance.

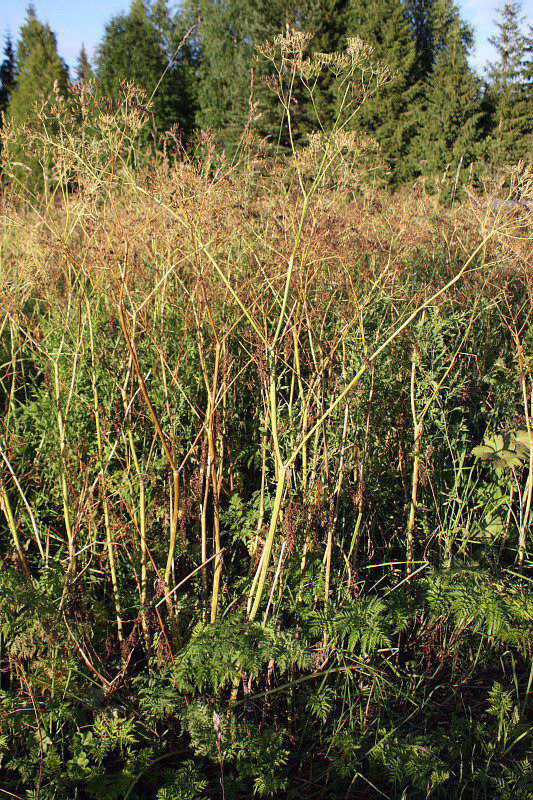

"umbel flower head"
[258,27,390,91]
[257,25,312,63]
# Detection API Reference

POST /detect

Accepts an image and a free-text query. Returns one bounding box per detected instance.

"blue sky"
[1,0,532,73]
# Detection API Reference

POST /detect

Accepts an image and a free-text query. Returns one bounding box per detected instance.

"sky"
[0,0,532,74]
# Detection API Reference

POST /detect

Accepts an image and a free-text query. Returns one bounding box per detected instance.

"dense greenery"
[0,37,531,797]
[7,5,69,127]
[75,44,94,84]
[96,0,197,140]
[0,34,15,122]
[412,0,487,181]
[487,2,532,164]
[344,0,420,183]
[0,0,531,182]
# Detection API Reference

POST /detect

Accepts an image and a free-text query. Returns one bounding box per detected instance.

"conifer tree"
[8,6,69,126]
[405,0,436,79]
[305,0,350,131]
[96,0,196,139]
[75,43,93,83]
[523,29,533,157]
[487,2,531,163]
[0,34,16,122]
[344,0,421,183]
[414,0,486,180]
[194,0,300,151]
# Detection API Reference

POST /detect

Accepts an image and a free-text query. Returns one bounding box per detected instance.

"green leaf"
[513,430,533,449]
[472,445,495,459]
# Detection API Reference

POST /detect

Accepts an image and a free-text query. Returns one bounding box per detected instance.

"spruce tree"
[344,0,421,184]
[0,34,16,122]
[8,6,70,126]
[75,43,93,83]
[305,0,350,131]
[405,0,436,79]
[487,2,531,163]
[96,0,196,139]
[194,0,298,151]
[414,0,486,180]
[523,29,533,158]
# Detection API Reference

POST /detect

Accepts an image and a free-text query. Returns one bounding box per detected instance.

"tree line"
[0,0,531,185]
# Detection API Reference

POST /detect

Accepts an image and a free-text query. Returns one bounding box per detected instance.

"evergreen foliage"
[193,0,303,152]
[96,0,196,139]
[413,0,486,181]
[75,43,94,83]
[487,2,532,163]
[525,29,533,159]
[406,0,436,79]
[2,0,530,180]
[344,0,421,183]
[7,5,69,126]
[0,34,16,122]
[304,0,350,130]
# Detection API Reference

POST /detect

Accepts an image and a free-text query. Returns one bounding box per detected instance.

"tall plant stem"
[517,345,532,568]
[248,467,287,622]
[164,469,181,607]
[86,297,124,643]
[7,320,17,428]
[0,473,33,583]
[407,307,476,572]
[199,442,210,614]
[126,423,148,640]
[120,355,149,642]
[251,146,332,618]
[53,359,74,565]
[119,303,180,623]
[250,231,495,618]
[350,367,374,570]
[254,423,268,554]
[324,403,349,643]
[406,346,421,576]
[0,442,44,560]
[119,343,149,641]
[208,343,223,623]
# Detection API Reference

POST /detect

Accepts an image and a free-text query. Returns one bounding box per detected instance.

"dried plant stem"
[208,343,223,623]
[120,359,149,642]
[0,442,44,560]
[250,231,496,618]
[164,469,181,607]
[263,540,286,627]
[119,303,180,623]
[407,306,477,573]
